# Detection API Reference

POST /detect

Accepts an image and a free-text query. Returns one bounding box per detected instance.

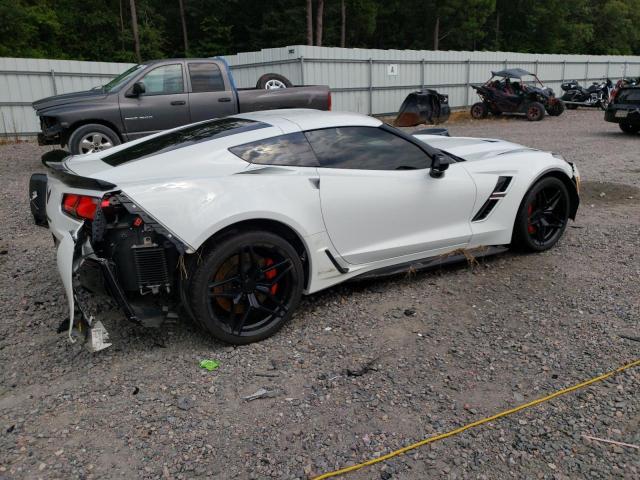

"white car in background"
[30,109,580,349]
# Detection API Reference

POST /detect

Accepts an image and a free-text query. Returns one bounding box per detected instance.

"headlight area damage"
[32,152,187,351]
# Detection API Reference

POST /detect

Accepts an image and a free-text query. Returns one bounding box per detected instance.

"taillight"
[327,91,332,111]
[62,193,100,220]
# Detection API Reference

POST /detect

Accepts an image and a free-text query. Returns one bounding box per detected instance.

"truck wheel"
[68,124,121,155]
[526,102,545,121]
[256,73,292,90]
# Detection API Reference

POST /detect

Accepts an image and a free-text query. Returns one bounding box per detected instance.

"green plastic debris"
[199,359,220,371]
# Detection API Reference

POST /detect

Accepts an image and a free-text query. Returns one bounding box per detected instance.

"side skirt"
[350,246,509,281]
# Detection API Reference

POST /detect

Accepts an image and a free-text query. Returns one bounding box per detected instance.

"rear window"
[229,132,319,167]
[102,118,268,166]
[188,63,226,93]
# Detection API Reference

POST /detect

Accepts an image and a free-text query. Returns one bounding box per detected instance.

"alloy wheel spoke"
[544,190,562,211]
[267,263,293,285]
[246,245,259,271]
[237,249,246,281]
[209,290,242,299]
[232,306,252,334]
[262,291,289,315]
[261,258,290,275]
[208,275,240,289]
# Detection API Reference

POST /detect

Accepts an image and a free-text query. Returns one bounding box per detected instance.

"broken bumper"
[44,175,135,351]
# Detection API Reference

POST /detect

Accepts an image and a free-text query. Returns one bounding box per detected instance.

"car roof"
[235,109,382,132]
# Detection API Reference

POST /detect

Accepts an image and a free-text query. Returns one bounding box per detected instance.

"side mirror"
[128,81,146,97]
[430,154,451,178]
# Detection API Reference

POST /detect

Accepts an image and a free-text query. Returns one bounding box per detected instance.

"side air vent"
[472,199,499,221]
[494,176,512,193]
[472,176,513,222]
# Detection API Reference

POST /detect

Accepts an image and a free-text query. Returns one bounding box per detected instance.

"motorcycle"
[560,78,613,110]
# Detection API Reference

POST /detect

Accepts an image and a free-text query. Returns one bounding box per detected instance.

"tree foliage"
[1,0,639,62]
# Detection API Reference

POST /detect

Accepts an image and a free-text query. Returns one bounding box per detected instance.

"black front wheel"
[619,123,640,134]
[526,102,546,121]
[189,231,304,344]
[512,177,570,252]
[471,102,489,119]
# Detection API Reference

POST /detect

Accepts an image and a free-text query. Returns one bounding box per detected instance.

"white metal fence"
[3,46,640,137]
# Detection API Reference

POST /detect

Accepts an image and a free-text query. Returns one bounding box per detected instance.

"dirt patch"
[580,180,639,204]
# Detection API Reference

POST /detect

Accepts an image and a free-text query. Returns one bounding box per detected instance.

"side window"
[140,64,184,95]
[188,63,226,93]
[305,126,430,170]
[229,132,319,167]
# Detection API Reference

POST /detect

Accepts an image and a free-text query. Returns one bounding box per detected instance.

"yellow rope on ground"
[313,358,640,480]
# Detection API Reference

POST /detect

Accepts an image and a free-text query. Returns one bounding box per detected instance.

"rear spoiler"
[41,149,116,191]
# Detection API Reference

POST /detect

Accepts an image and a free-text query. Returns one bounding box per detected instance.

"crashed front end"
[30,151,185,351]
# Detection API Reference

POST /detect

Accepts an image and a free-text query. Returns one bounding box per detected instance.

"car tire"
[188,230,304,345]
[471,102,489,119]
[68,124,121,155]
[526,102,545,121]
[619,123,640,134]
[256,73,293,89]
[547,101,565,116]
[512,176,570,252]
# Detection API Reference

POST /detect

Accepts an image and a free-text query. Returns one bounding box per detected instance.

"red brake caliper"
[264,258,278,295]
[527,203,536,234]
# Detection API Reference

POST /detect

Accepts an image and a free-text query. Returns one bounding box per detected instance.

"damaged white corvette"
[30,109,580,350]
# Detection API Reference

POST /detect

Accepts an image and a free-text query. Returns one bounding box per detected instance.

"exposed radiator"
[132,245,170,290]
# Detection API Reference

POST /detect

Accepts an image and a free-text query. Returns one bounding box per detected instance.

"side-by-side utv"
[471,68,565,121]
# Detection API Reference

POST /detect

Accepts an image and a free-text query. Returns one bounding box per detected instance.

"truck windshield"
[103,64,146,92]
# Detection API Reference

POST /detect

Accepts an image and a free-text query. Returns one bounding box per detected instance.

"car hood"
[414,135,537,162]
[32,89,108,111]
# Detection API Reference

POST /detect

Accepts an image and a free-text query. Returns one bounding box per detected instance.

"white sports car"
[30,109,580,349]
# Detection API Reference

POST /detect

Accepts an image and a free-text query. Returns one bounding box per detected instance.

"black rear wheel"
[526,102,546,121]
[189,231,304,344]
[512,177,570,252]
[547,101,565,116]
[619,123,640,134]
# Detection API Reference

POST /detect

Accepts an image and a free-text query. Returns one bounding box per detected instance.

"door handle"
[218,97,232,102]
[170,100,186,106]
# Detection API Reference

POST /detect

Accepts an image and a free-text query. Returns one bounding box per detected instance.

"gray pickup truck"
[33,58,330,154]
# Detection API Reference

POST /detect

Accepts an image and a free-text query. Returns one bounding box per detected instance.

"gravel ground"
[1,109,638,480]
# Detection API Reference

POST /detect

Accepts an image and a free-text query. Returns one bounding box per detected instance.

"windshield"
[102,64,146,92]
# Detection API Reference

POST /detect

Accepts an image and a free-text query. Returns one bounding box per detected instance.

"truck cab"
[33,58,330,154]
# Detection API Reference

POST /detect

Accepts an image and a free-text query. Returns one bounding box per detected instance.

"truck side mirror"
[128,81,146,97]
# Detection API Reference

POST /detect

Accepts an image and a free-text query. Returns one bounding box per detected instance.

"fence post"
[561,60,566,81]
[606,60,610,79]
[420,59,425,90]
[299,56,305,86]
[368,58,373,115]
[503,59,507,70]
[584,60,589,83]
[465,59,471,107]
[50,69,58,95]
[623,61,628,77]
[534,60,538,76]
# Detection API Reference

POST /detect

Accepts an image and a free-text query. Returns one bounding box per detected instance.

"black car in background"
[605,85,640,134]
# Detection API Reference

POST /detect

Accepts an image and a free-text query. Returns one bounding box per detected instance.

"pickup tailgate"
[237,86,330,113]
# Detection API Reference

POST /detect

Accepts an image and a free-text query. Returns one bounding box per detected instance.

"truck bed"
[237,86,330,113]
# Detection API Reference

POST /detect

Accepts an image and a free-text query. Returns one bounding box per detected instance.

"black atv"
[471,68,565,121]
